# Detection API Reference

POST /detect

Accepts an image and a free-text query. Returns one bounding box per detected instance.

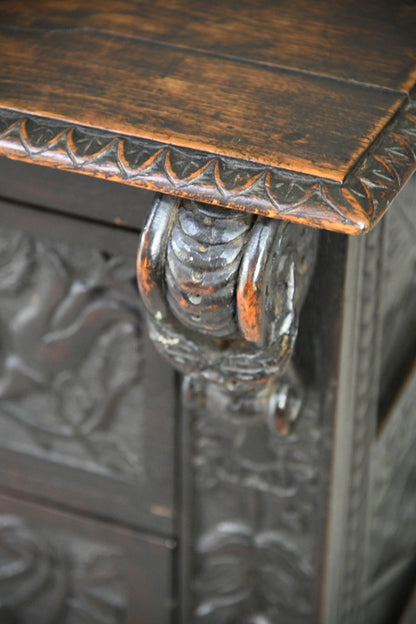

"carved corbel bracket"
[137,194,317,426]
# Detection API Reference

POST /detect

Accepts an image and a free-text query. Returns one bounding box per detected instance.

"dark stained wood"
[0,4,414,620]
[0,29,404,182]
[1,0,416,92]
[367,363,416,624]
[0,492,175,623]
[0,2,415,233]
[0,195,142,257]
[0,200,176,535]
[1,100,415,235]
[0,1,415,234]
[0,156,153,231]
[378,174,416,420]
[137,195,318,389]
[135,195,361,622]
[398,584,416,624]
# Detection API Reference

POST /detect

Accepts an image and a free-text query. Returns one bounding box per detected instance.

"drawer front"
[0,493,174,623]
[0,205,175,534]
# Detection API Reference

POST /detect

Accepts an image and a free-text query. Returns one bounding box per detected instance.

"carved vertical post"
[137,194,318,622]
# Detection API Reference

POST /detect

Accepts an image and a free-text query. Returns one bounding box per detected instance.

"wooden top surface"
[0,0,415,233]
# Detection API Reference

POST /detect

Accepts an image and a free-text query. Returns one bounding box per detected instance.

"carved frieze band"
[1,94,415,234]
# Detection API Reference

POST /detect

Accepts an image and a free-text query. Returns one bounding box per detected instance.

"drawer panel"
[0,155,153,230]
[0,208,175,533]
[365,362,416,621]
[0,493,174,623]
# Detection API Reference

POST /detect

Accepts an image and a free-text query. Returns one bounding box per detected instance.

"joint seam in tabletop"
[0,26,407,179]
[0,23,410,96]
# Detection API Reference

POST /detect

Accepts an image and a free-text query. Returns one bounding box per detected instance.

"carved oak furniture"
[0,2,415,623]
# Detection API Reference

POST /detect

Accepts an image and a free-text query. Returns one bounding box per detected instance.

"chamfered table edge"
[0,92,415,235]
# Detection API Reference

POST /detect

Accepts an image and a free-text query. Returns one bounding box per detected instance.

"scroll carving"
[0,515,126,624]
[137,195,319,621]
[137,194,317,423]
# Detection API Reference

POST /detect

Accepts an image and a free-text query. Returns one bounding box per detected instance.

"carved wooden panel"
[154,217,349,624]
[186,383,327,624]
[0,493,173,623]
[338,226,385,624]
[308,224,387,624]
[359,177,416,622]
[0,223,144,475]
[379,173,416,415]
[0,218,174,533]
[365,365,416,622]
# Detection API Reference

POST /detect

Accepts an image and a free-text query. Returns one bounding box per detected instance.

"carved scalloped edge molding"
[0,95,415,234]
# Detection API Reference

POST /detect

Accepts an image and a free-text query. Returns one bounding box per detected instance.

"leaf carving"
[0,225,145,479]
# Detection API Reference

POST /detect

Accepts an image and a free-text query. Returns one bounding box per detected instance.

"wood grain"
[0,29,404,181]
[0,201,176,534]
[1,100,415,234]
[0,156,153,230]
[0,493,174,623]
[2,0,416,91]
[0,1,414,232]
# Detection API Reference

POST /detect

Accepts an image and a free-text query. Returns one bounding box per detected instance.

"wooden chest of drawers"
[0,2,415,623]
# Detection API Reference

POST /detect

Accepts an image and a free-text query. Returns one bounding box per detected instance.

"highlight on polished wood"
[0,3,415,623]
[0,0,415,233]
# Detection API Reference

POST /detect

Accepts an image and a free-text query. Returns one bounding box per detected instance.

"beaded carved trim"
[0,96,415,234]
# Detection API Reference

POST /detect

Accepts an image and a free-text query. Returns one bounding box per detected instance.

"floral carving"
[188,383,325,623]
[0,224,145,478]
[0,515,126,623]
[195,522,313,623]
